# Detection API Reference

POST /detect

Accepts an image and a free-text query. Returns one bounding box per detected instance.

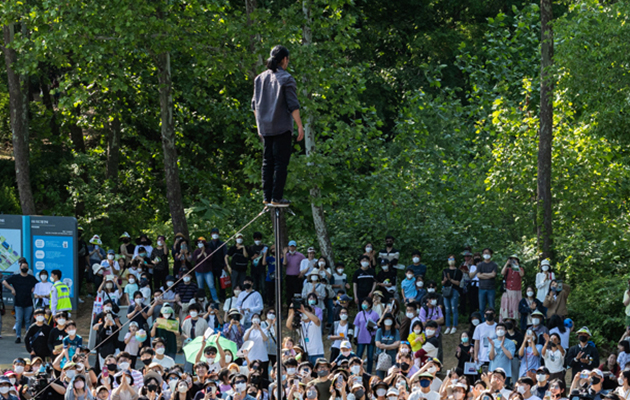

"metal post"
[273,207,283,400]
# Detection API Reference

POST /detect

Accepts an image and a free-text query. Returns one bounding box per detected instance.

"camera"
[291,295,304,310]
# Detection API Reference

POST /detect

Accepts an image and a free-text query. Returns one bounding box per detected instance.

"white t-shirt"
[152,355,175,368]
[430,378,443,393]
[473,322,498,362]
[223,296,239,313]
[542,347,564,373]
[469,265,480,283]
[549,327,570,349]
[409,390,440,400]
[300,319,324,356]
[244,327,269,362]
[332,272,348,293]
[332,321,349,349]
[300,258,317,276]
[526,395,542,400]
[34,281,53,306]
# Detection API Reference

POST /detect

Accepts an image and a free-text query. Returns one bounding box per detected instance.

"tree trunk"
[245,0,261,78]
[39,74,60,138]
[157,51,189,239]
[538,0,554,260]
[302,0,334,266]
[106,116,121,186]
[68,106,87,216]
[3,24,36,215]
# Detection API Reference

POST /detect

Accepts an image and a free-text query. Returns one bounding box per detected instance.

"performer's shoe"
[271,198,291,206]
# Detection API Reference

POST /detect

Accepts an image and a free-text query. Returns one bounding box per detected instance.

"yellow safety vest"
[52,281,72,311]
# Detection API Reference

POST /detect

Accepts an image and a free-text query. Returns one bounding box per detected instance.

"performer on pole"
[252,45,304,206]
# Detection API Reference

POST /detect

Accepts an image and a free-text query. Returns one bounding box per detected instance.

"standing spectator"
[283,240,305,302]
[24,308,52,359]
[150,304,180,359]
[253,45,304,206]
[175,267,199,318]
[88,235,106,284]
[488,323,516,381]
[33,269,53,309]
[353,255,376,306]
[298,247,318,283]
[100,249,121,278]
[224,284,242,321]
[518,330,543,378]
[48,311,68,359]
[262,308,279,367]
[97,276,121,307]
[548,314,571,350]
[3,258,38,343]
[442,255,463,335]
[375,312,400,379]
[152,338,176,369]
[519,286,545,331]
[133,234,154,258]
[459,250,476,316]
[151,235,170,291]
[226,233,250,290]
[263,246,277,306]
[243,314,270,373]
[172,235,192,279]
[62,320,82,366]
[401,269,418,304]
[536,259,555,303]
[249,232,267,297]
[476,248,499,319]
[119,232,135,265]
[223,309,245,348]
[302,271,327,310]
[328,307,352,362]
[236,276,264,329]
[543,280,571,319]
[473,308,498,365]
[286,304,324,364]
[376,259,397,302]
[363,242,378,268]
[354,297,379,373]
[192,237,219,303]
[378,236,400,268]
[407,251,427,278]
[542,333,566,383]
[566,326,599,379]
[500,255,524,321]
[332,262,350,295]
[207,228,228,301]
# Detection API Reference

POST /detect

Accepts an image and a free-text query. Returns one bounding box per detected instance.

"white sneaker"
[450,327,457,335]
[444,327,451,335]
[78,298,85,304]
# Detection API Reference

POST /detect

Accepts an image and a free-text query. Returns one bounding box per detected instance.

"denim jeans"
[308,354,324,365]
[356,343,375,373]
[325,298,334,326]
[479,289,496,320]
[195,271,219,302]
[15,306,33,337]
[444,289,460,327]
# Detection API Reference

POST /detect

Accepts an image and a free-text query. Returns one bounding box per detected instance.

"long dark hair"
[547,314,566,333]
[267,45,289,72]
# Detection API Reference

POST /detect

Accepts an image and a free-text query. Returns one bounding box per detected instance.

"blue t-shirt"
[265,256,276,282]
[401,277,417,301]
[408,264,427,277]
[62,335,83,366]
[489,338,516,377]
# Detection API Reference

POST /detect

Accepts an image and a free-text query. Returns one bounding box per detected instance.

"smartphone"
[481,365,489,374]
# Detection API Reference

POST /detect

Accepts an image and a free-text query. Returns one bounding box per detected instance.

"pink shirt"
[285,252,305,276]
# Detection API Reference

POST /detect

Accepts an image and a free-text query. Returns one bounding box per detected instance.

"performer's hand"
[297,126,304,141]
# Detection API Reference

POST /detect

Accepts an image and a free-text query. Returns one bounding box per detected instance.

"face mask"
[542,265,549,271]
[496,330,505,337]
[57,318,66,325]
[426,329,435,336]
[412,257,420,263]
[212,234,219,240]
[119,362,130,370]
[406,312,415,319]
[190,311,198,318]
[252,318,261,324]
[340,314,348,321]
[139,253,147,258]
[243,283,252,290]
[66,370,76,379]
[36,315,45,322]
[254,240,262,246]
[532,318,540,326]
[430,299,437,306]
[198,242,205,249]
[361,261,369,268]
[167,281,174,287]
[129,278,136,284]
[14,366,24,374]
[485,314,495,322]
[472,319,480,326]
[157,240,164,246]
[302,314,310,321]
[235,383,247,393]
[448,259,456,265]
[40,275,48,281]
[427,288,435,293]
[310,275,319,282]
[515,386,526,395]
[350,365,361,375]
[135,298,143,305]
[619,377,625,386]
[236,238,244,244]
[225,355,232,363]
[106,283,113,289]
[382,265,389,271]
[527,291,534,297]
[178,385,189,393]
[141,359,152,366]
[267,313,275,320]
[389,396,398,400]
[103,306,112,313]
[483,254,491,260]
[234,289,241,296]
[107,363,118,371]
[377,389,387,397]
[361,304,369,310]
[579,335,588,343]
[156,347,166,355]
[183,276,191,283]
[413,328,421,334]
[536,374,547,383]
[294,394,303,400]
[107,254,115,260]
[400,348,409,354]
[337,269,344,275]
[416,281,423,288]
[366,247,372,252]
[342,350,351,357]
[406,274,414,280]
[591,377,601,385]
[317,370,328,377]
[420,379,431,388]
[147,383,158,392]
[462,337,469,343]
[0,387,9,394]
[162,313,171,318]
[355,390,365,399]
[308,299,317,306]
[287,368,296,375]
[67,329,76,336]
[317,261,325,268]
[385,319,393,327]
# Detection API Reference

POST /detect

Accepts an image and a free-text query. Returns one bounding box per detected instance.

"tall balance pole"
[273,207,283,400]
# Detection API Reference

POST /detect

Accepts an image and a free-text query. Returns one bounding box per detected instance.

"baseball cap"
[288,240,297,247]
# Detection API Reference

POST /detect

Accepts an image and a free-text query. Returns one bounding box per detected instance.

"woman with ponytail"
[252,45,304,206]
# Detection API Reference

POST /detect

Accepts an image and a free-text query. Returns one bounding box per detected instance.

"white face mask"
[406,312,415,319]
[430,299,437,306]
[412,257,420,263]
[542,265,549,271]
[14,366,24,374]
[236,238,243,244]
[190,311,198,318]
[350,365,361,375]
[178,385,188,393]
[36,316,45,322]
[106,283,113,289]
[619,377,625,386]
[67,329,76,336]
[212,234,219,240]
[311,275,319,282]
[471,319,480,326]
[337,269,344,275]
[426,329,435,337]
[382,265,389,271]
[496,330,505,337]
[532,318,540,326]
[536,374,547,383]
[225,354,232,363]
[235,383,247,393]
[157,240,164,246]
[57,318,66,325]
[384,319,393,326]
[399,348,409,355]
[406,274,414,280]
[427,366,437,374]
[416,281,423,288]
[340,314,348,321]
[254,240,262,246]
[103,306,112,312]
[527,291,534,297]
[198,242,205,248]
[287,368,296,375]
[66,370,76,379]
[301,314,309,321]
[167,281,174,287]
[517,386,526,395]
[119,362,130,370]
[40,275,47,282]
[233,289,241,296]
[388,396,398,400]
[483,254,491,260]
[267,313,275,320]
[413,328,421,334]
[0,387,9,394]
[135,298,143,305]
[427,288,435,293]
[361,261,369,268]
[377,389,387,396]
[108,254,115,260]
[366,247,372,252]
[318,261,326,267]
[183,276,191,283]
[252,318,261,324]
[129,278,136,284]
[156,347,165,355]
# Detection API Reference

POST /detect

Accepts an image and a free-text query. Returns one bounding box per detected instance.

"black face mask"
[317,370,328,377]
[107,363,117,371]
[474,258,482,263]
[505,322,514,331]
[579,335,588,343]
[590,377,601,385]
[386,242,394,247]
[485,314,495,322]
[251,375,262,384]
[401,362,410,371]
[122,238,130,243]
[21,267,28,273]
[355,390,365,399]
[147,384,158,392]
[243,283,252,290]
[141,359,152,366]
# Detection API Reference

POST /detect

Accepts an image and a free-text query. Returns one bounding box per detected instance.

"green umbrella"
[183,333,238,364]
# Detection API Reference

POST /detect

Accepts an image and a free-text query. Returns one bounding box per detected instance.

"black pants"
[262,131,292,201]
[285,275,302,308]
[154,268,168,291]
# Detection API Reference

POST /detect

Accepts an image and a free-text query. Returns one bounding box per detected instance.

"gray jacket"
[251,67,300,137]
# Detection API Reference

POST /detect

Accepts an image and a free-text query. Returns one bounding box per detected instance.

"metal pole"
[273,207,283,400]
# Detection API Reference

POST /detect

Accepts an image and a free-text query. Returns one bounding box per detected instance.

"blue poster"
[32,235,75,298]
